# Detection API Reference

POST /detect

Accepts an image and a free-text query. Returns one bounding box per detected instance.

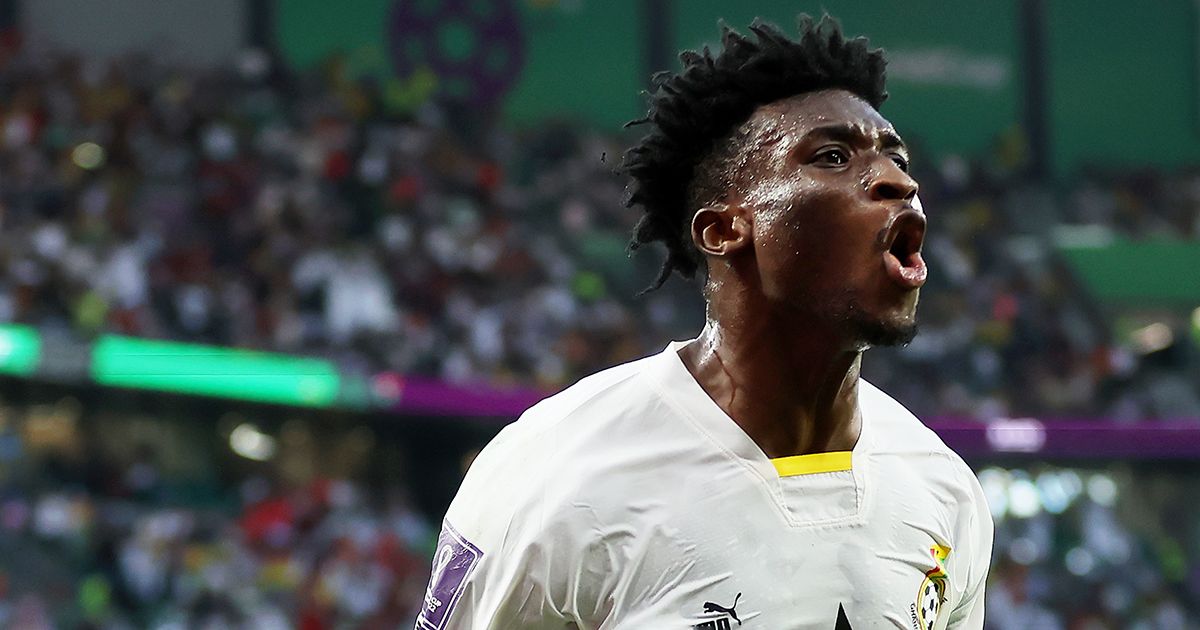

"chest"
[597,461,963,630]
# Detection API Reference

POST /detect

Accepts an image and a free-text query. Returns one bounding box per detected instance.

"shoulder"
[859,380,993,575]
[468,349,662,474]
[860,379,953,456]
[860,379,980,481]
[860,379,986,511]
[446,351,676,539]
[428,353,687,626]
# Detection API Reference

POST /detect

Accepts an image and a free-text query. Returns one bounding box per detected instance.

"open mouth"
[883,210,928,289]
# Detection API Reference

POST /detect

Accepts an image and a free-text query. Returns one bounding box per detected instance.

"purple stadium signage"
[930,417,1200,459]
[377,372,546,417]
[382,377,1200,459]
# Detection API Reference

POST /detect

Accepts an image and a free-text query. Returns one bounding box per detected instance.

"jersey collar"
[646,340,873,483]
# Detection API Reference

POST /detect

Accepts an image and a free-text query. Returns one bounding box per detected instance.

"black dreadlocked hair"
[622,15,888,292]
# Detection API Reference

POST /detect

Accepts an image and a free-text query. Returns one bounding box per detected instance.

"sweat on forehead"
[698,90,895,201]
[744,90,895,149]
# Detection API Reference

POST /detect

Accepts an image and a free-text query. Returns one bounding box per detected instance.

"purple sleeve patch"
[417,521,484,630]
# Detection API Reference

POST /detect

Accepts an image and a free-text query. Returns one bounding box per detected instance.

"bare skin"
[678,89,926,460]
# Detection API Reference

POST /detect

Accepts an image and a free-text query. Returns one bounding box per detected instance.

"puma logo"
[702,593,742,625]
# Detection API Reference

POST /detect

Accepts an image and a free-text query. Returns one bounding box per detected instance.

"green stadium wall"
[275,0,1200,176]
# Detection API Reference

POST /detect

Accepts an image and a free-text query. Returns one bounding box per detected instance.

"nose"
[867,160,919,203]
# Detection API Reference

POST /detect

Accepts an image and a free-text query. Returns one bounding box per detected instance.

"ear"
[691,203,753,258]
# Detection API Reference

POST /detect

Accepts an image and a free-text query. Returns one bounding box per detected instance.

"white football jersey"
[417,342,993,630]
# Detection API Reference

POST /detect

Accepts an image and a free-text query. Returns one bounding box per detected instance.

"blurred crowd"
[2,394,1199,629]
[0,46,1195,419]
[0,44,658,394]
[0,393,439,629]
[980,467,1199,630]
[874,159,1200,421]
[0,478,435,629]
[6,486,1199,630]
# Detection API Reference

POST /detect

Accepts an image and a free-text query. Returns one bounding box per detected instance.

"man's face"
[730,89,926,348]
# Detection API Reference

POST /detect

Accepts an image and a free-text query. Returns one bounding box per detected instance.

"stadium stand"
[0,48,1196,628]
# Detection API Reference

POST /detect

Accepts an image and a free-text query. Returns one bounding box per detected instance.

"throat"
[679,329,864,460]
[761,403,862,460]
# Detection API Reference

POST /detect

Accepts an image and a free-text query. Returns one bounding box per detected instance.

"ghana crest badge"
[913,545,951,630]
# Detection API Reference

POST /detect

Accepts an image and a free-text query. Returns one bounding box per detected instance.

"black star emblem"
[834,603,853,630]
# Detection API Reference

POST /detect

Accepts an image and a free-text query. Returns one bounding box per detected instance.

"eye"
[812,147,849,167]
[891,154,910,172]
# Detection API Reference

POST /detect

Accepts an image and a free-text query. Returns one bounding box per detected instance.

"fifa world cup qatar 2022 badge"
[911,545,951,630]
[416,522,483,630]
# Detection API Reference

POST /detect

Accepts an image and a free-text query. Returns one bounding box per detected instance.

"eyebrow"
[802,123,907,153]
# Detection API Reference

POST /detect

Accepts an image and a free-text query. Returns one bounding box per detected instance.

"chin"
[855,316,918,348]
[828,292,919,348]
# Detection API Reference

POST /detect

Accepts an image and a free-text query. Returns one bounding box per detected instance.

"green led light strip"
[91,335,340,408]
[0,324,41,376]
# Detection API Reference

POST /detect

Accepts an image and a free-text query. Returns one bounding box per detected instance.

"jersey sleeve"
[415,423,612,629]
[414,517,578,630]
[947,463,994,629]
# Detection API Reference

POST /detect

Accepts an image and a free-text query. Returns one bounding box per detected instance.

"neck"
[679,293,863,459]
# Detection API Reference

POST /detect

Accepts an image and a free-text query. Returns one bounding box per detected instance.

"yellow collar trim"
[770,451,853,477]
